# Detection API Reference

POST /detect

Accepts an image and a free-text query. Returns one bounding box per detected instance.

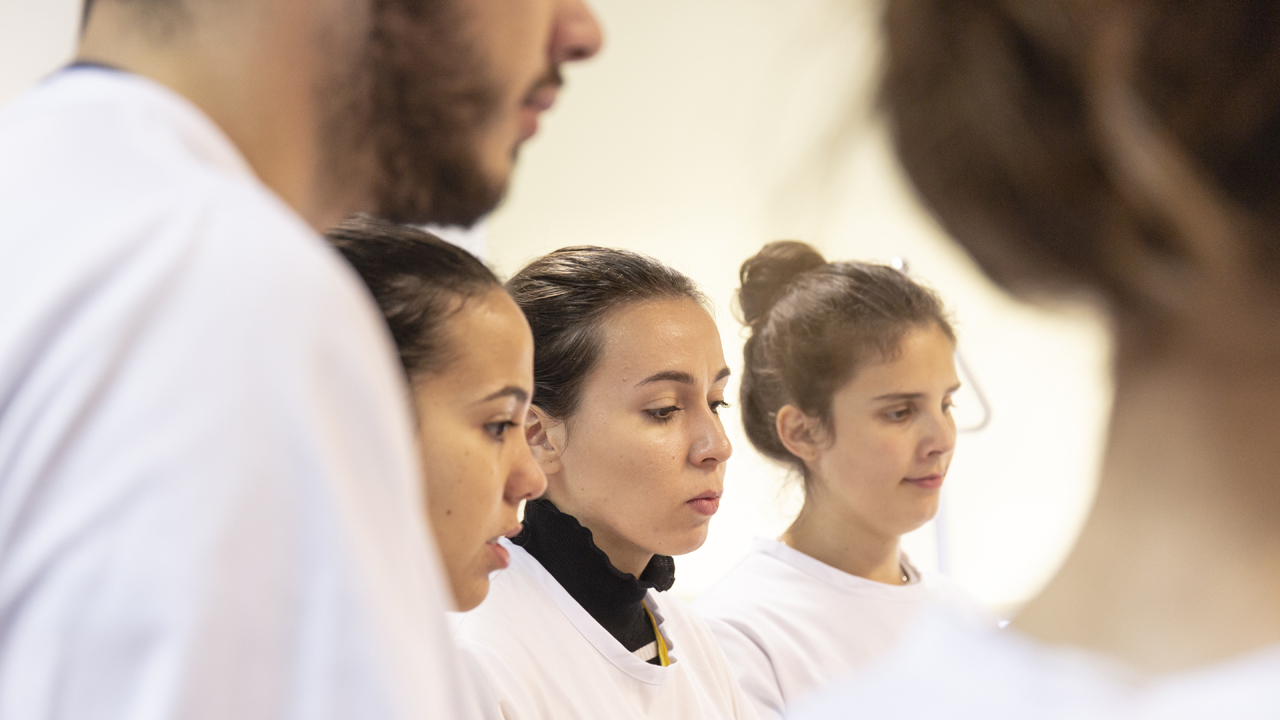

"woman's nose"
[507,438,547,504]
[921,408,957,460]
[690,407,734,468]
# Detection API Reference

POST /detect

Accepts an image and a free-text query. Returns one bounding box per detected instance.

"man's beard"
[319,0,508,228]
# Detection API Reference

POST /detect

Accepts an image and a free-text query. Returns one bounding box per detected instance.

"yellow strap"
[642,601,670,667]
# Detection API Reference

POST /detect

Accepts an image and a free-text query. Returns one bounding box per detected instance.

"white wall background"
[483,0,1113,614]
[2,0,1113,614]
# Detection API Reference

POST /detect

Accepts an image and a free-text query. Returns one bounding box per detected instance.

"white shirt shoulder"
[454,540,757,720]
[0,69,468,720]
[695,538,979,720]
[790,606,1280,720]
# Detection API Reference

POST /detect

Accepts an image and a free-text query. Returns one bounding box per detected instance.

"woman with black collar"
[453,246,753,720]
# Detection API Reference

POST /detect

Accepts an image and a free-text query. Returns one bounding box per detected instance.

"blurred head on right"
[882,1,1280,364]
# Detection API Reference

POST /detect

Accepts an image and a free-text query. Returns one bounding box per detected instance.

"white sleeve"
[688,610,778,720]
[454,638,541,720]
[0,195,470,719]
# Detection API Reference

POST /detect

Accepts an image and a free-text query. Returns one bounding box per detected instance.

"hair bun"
[738,240,827,328]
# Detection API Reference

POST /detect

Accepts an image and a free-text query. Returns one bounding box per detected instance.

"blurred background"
[1,0,1112,616]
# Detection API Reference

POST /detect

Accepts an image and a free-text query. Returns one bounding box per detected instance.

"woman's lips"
[485,525,522,570]
[487,539,511,569]
[903,473,944,490]
[687,491,722,516]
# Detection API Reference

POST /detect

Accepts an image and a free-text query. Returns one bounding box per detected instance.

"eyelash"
[645,401,731,423]
[886,399,956,422]
[485,420,519,440]
[646,406,682,422]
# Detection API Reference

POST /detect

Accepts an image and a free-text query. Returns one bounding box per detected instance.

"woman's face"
[805,323,960,540]
[541,297,733,575]
[413,289,545,611]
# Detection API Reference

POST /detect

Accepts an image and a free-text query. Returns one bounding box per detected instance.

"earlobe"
[525,406,565,476]
[776,404,823,465]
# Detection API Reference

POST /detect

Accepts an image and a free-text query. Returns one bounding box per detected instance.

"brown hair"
[738,241,953,476]
[881,1,1280,325]
[326,214,501,379]
[507,246,709,420]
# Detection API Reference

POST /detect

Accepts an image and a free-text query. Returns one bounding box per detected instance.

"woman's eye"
[710,400,731,415]
[886,407,913,421]
[485,421,518,440]
[943,398,957,413]
[645,406,682,422]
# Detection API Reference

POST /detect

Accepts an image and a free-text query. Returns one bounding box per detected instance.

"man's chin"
[376,172,508,229]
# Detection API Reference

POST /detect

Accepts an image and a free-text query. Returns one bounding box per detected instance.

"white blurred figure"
[0,0,600,717]
[792,1,1280,717]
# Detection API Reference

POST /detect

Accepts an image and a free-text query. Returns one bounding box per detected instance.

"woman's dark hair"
[326,214,501,379]
[507,246,708,420]
[739,240,954,477]
[882,0,1280,319]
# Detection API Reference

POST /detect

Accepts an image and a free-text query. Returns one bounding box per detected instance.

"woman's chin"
[890,503,940,538]
[654,525,711,557]
[451,575,490,612]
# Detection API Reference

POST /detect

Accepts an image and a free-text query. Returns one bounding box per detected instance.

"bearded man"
[0,1,600,718]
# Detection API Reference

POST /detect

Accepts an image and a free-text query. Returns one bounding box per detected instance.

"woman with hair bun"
[453,246,754,720]
[696,240,978,720]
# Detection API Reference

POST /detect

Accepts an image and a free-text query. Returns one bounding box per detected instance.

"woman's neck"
[587,526,654,579]
[543,490,653,578]
[1014,353,1280,673]
[782,490,905,585]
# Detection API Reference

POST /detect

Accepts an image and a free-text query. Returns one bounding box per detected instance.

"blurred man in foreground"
[0,0,599,717]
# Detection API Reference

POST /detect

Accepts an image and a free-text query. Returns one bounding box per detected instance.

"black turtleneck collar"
[514,498,675,655]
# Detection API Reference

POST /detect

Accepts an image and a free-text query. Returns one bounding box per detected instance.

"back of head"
[882,0,1280,348]
[738,241,953,476]
[326,214,500,378]
[506,246,708,420]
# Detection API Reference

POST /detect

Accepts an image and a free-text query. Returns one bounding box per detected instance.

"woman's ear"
[776,404,825,467]
[525,406,566,477]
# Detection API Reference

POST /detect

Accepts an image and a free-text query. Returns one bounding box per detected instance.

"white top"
[694,538,976,720]
[0,68,469,719]
[453,540,758,720]
[790,606,1280,719]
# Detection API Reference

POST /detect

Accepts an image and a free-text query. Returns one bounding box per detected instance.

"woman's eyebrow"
[637,370,695,387]
[636,367,732,387]
[477,386,529,403]
[872,383,962,401]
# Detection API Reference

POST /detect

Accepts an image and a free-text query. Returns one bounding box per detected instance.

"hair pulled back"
[739,241,953,476]
[327,214,501,379]
[507,246,708,420]
[882,0,1280,312]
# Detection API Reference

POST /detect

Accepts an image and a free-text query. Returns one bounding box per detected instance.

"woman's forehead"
[593,299,726,385]
[843,326,959,397]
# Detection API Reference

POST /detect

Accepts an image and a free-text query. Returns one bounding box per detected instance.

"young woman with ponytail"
[696,240,979,720]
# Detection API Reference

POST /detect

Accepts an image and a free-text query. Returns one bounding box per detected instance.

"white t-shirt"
[0,67,469,719]
[694,538,977,720]
[789,607,1280,719]
[453,540,759,720]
